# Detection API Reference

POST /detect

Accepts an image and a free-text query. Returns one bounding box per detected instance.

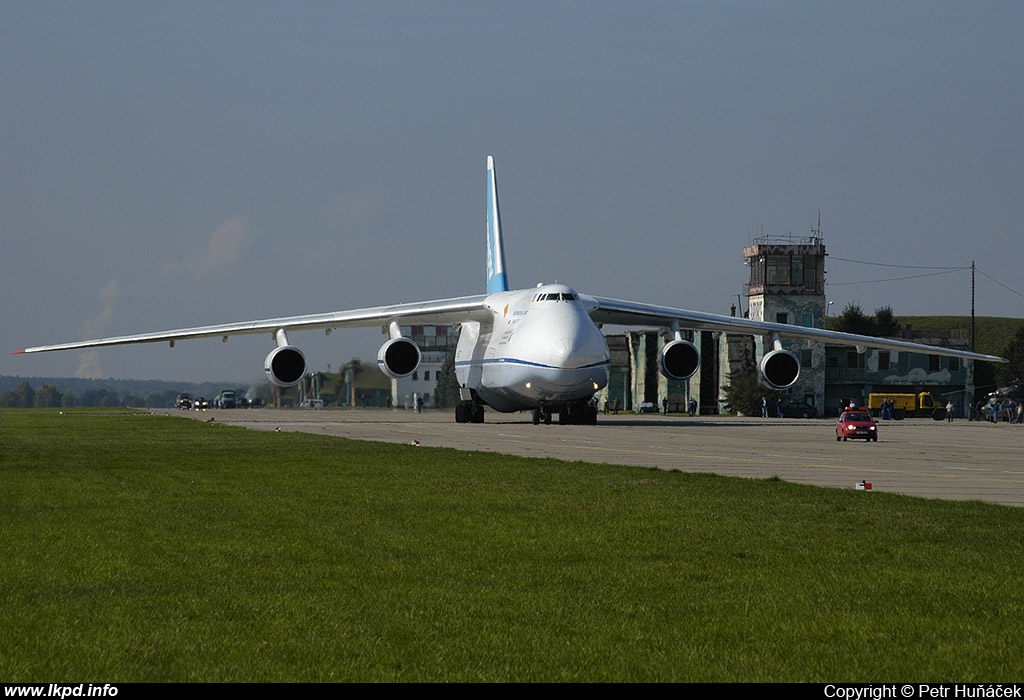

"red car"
[836,411,878,442]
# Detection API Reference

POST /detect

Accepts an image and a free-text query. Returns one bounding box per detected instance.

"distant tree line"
[996,325,1024,389]
[830,303,902,337]
[0,381,184,409]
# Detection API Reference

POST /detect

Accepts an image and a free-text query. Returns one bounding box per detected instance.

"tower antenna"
[811,210,822,240]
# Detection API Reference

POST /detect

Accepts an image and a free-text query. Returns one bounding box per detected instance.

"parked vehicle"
[981,386,1023,422]
[982,397,1017,423]
[867,392,945,420]
[780,400,816,418]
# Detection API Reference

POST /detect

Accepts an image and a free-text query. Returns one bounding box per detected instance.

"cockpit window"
[532,292,577,302]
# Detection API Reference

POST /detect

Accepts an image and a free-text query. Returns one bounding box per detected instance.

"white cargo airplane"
[15,156,1005,424]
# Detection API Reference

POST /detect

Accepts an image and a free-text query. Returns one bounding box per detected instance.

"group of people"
[978,398,1024,423]
[760,396,786,418]
[877,399,897,420]
[660,397,699,416]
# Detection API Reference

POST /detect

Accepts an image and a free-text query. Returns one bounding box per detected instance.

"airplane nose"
[515,303,609,382]
[549,326,607,370]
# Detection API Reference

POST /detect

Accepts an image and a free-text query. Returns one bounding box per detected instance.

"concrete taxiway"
[169,408,1024,507]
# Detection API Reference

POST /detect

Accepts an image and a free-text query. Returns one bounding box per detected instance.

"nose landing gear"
[533,400,598,425]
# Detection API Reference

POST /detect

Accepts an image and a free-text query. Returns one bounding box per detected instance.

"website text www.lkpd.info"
[4,686,117,698]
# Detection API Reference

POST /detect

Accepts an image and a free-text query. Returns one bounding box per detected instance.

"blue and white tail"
[485,155,510,293]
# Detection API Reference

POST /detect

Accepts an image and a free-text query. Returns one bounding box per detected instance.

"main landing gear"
[454,395,599,426]
[455,400,485,424]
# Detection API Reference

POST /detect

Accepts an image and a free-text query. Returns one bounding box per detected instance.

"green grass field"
[2,409,1022,681]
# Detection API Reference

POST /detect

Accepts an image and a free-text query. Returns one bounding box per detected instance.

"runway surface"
[170,408,1024,507]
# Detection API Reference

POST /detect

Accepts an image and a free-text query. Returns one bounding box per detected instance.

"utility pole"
[971,260,976,353]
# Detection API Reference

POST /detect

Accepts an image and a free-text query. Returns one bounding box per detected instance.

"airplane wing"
[13,295,491,355]
[586,295,1007,363]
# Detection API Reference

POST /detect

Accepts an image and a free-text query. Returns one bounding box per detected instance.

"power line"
[826,256,1024,301]
[976,266,1024,300]
[828,256,968,271]
[826,268,963,286]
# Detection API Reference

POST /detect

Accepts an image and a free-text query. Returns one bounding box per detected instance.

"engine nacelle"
[658,339,700,380]
[759,348,800,390]
[377,337,421,379]
[264,345,307,387]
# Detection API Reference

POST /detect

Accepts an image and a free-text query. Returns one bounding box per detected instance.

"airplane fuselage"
[454,283,610,413]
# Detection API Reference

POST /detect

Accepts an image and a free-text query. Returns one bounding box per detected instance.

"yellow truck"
[867,392,946,420]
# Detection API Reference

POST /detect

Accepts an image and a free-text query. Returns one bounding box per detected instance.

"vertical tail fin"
[485,155,509,293]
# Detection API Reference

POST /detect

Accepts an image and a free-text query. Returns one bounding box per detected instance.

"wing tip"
[11,349,25,355]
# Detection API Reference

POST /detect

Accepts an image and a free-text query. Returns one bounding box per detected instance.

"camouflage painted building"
[823,333,975,417]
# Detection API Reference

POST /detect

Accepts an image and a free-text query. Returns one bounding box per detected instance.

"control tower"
[741,235,828,409]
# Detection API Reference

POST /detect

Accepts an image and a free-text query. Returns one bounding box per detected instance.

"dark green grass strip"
[1,409,1022,681]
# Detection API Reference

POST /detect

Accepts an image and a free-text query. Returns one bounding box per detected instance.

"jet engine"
[264,345,307,387]
[658,339,700,380]
[759,348,800,390]
[377,337,421,379]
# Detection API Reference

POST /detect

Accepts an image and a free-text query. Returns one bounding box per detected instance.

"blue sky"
[3,1,1022,383]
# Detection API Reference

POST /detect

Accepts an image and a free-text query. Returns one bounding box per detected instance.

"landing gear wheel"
[456,402,484,423]
[470,404,485,423]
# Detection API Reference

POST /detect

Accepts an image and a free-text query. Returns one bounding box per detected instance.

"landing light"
[525,382,532,389]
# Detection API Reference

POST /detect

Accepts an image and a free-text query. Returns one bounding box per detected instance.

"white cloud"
[159,217,250,280]
[188,217,249,278]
